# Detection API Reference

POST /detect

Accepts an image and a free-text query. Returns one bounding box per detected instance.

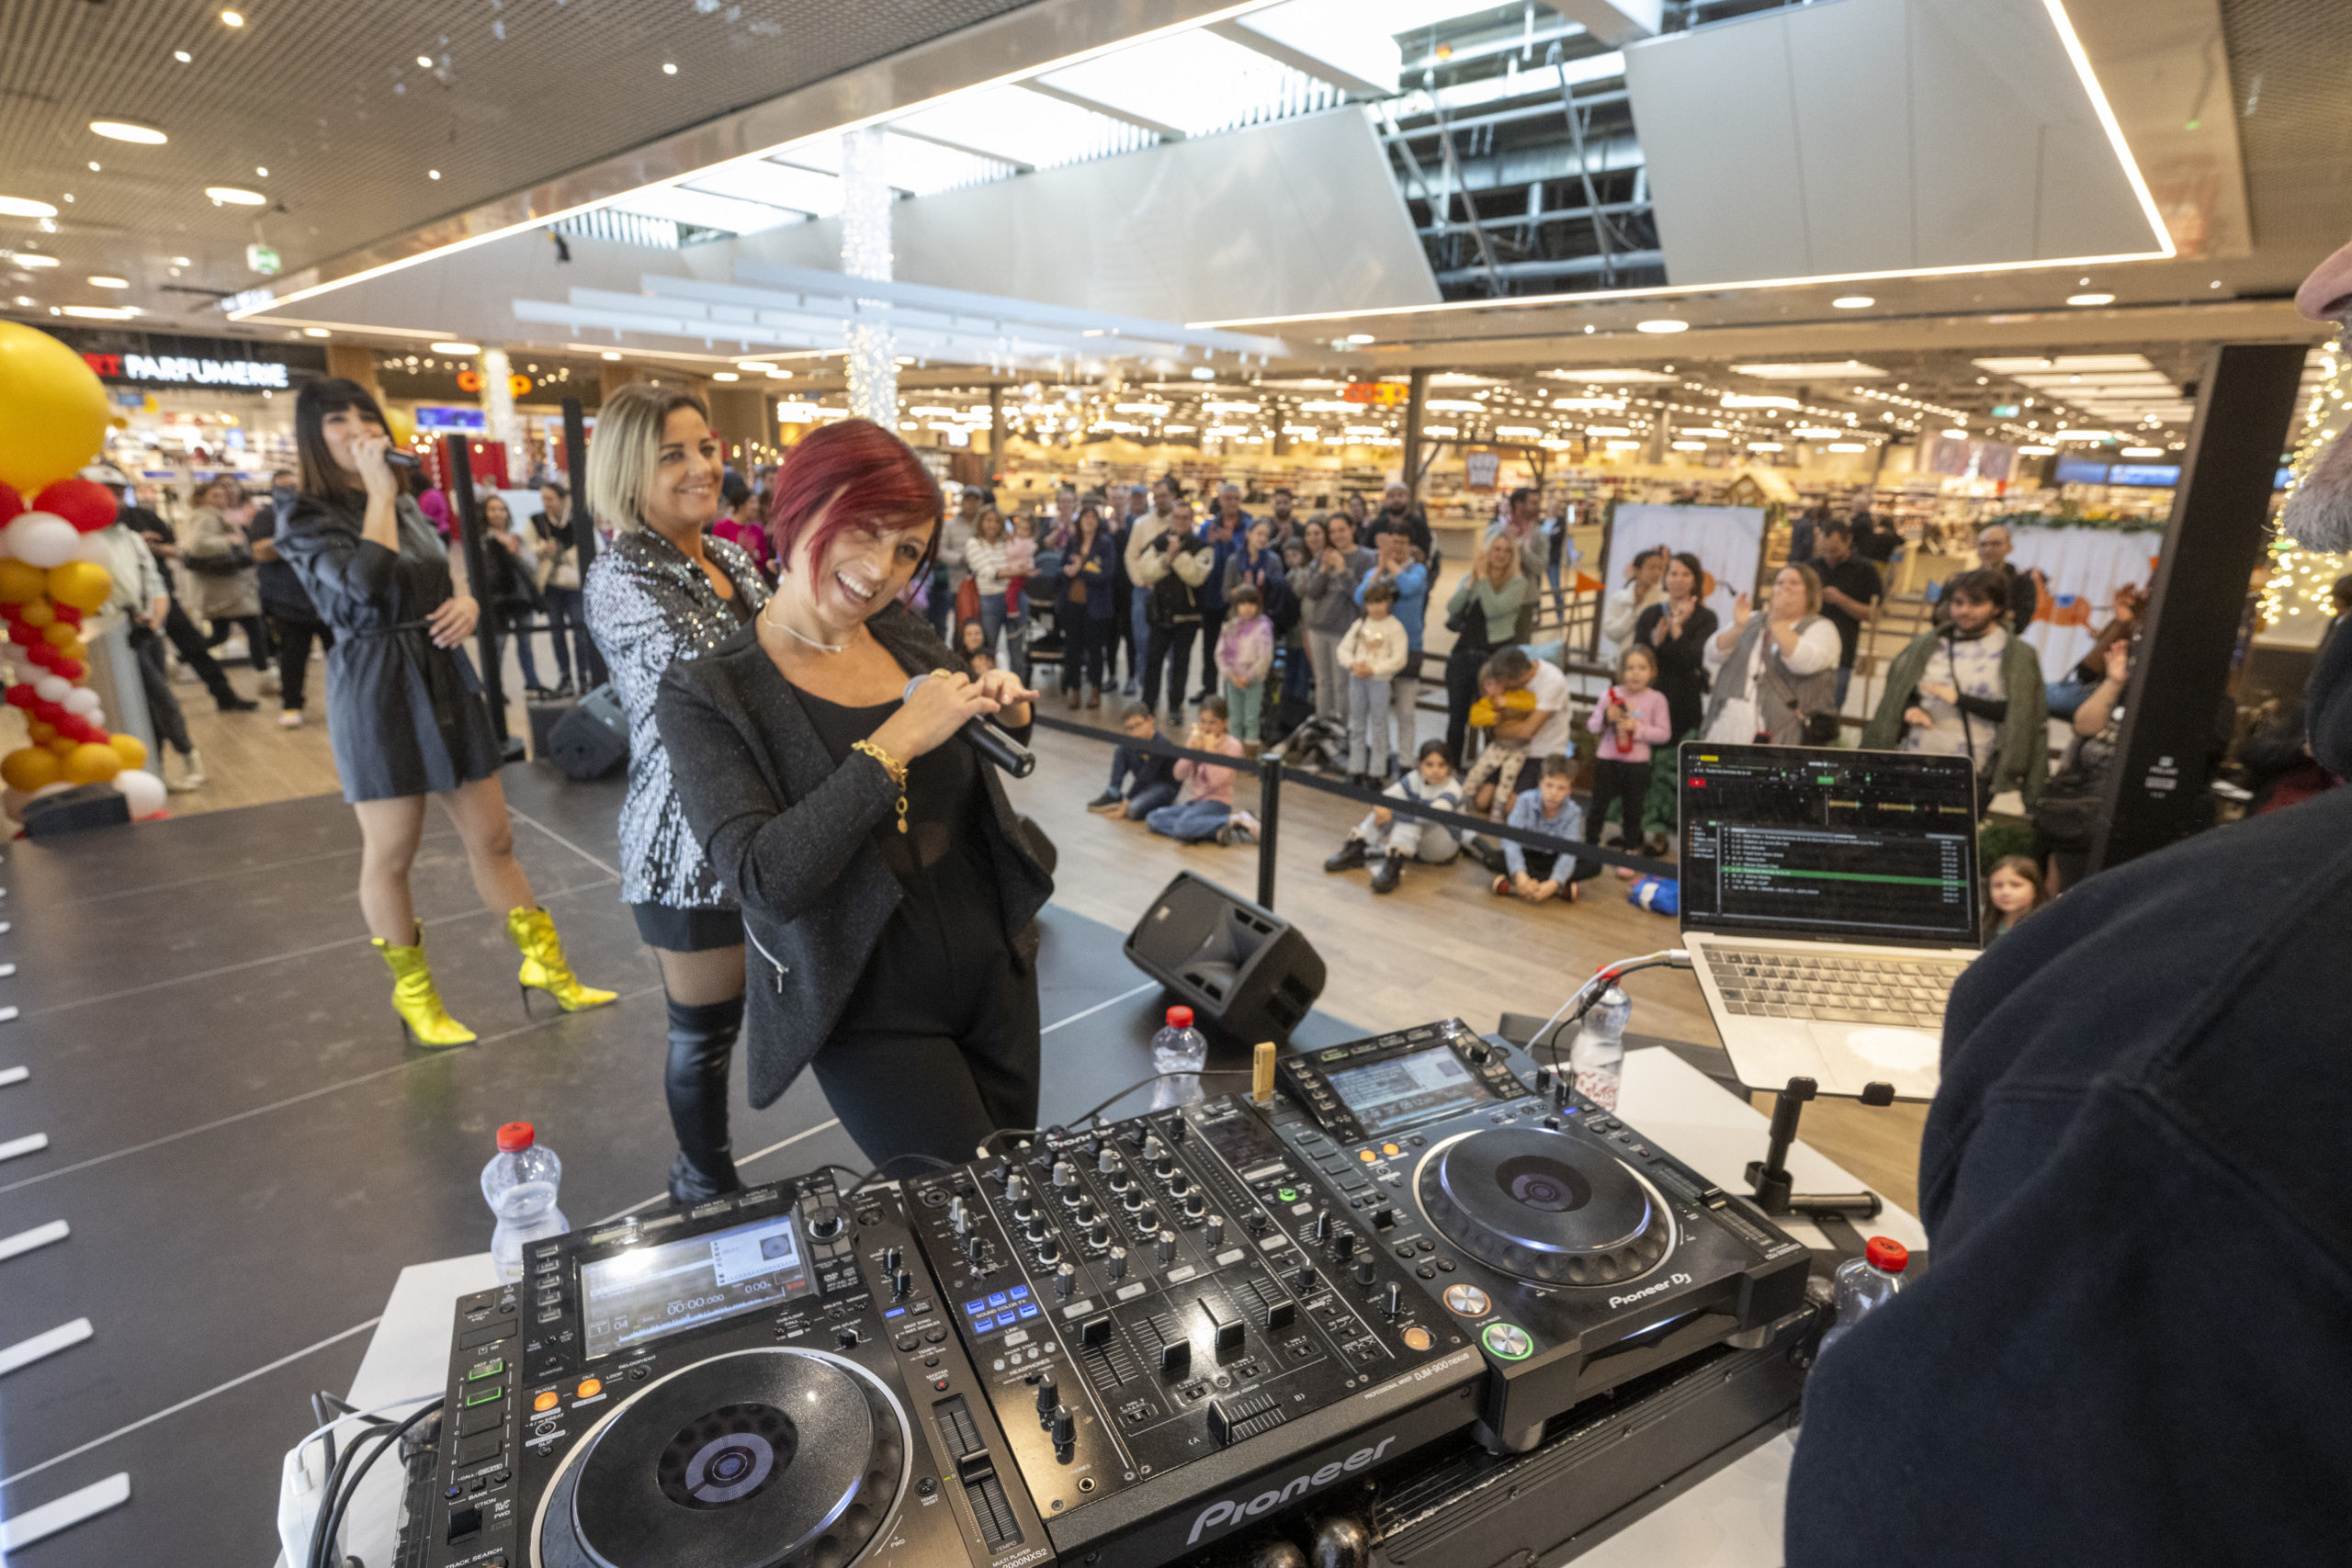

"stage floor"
[0,764,1372,1565]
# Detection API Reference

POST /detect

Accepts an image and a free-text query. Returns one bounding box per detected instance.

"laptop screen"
[1677,744,1981,948]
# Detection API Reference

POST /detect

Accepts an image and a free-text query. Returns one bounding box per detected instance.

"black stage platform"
[0,763,1367,1565]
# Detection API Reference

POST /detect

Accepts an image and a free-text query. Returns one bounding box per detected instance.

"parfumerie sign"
[80,350,290,389]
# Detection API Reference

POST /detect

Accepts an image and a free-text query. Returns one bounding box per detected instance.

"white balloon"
[115,769,166,819]
[33,675,69,704]
[28,781,71,799]
[84,708,104,731]
[62,688,100,715]
[71,532,112,568]
[6,513,79,570]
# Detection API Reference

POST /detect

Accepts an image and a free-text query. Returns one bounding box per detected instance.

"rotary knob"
[881,1246,902,1273]
[1142,1134,1165,1163]
[1166,1172,1191,1197]
[1106,1246,1128,1281]
[1024,1214,1048,1243]
[1051,1159,1075,1190]
[948,1198,971,1235]
[1333,1231,1357,1261]
[1122,1189,1145,1213]
[1167,1117,1188,1145]
[1108,1168,1133,1194]
[1155,1229,1177,1265]
[1051,1406,1076,1447]
[1054,1263,1078,1299]
[1310,1208,1331,1241]
[1152,1154,1176,1178]
[965,1232,988,1263]
[891,1269,913,1299]
[1012,1196,1036,1223]
[1353,1257,1377,1286]
[1294,1262,1318,1292]
[1005,1173,1030,1205]
[1088,1219,1111,1247]
[1245,1212,1270,1235]
[1204,1215,1226,1247]
[1037,1237,1062,1265]
[1035,1373,1058,1416]
[808,1208,845,1240]
[1075,1196,1099,1224]
[1097,1148,1118,1175]
[1382,1281,1403,1318]
[1086,1134,1105,1158]
[1182,1192,1206,1220]
[1136,1204,1162,1232]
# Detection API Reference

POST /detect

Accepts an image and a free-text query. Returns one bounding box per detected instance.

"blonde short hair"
[586,382,710,532]
[1779,561,1823,615]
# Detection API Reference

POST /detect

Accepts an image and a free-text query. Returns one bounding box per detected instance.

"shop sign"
[416,405,488,432]
[455,369,533,397]
[1463,450,1503,491]
[245,243,282,276]
[1343,381,1410,407]
[80,350,289,389]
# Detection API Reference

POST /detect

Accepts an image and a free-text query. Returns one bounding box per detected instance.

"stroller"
[1267,712,1346,772]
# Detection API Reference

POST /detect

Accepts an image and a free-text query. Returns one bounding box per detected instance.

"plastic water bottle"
[1817,1236,1910,1359]
[482,1122,567,1283]
[1149,1006,1209,1110]
[1567,985,1631,1111]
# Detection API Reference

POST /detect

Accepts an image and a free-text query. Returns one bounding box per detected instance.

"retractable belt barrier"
[1026,710,1679,908]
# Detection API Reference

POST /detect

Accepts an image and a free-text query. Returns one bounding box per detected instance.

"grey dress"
[582,528,770,908]
[279,491,503,802]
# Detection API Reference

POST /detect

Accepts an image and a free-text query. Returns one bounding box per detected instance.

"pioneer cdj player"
[403,1021,1810,1568]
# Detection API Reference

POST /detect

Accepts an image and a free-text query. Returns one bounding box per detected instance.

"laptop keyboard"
[1704,948,1972,1029]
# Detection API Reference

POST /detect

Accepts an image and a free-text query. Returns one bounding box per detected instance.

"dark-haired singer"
[655,418,1052,1171]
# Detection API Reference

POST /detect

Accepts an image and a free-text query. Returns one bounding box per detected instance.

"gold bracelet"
[851,739,910,834]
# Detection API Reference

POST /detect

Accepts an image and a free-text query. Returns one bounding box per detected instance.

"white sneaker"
[167,750,205,792]
[257,671,282,697]
[278,708,303,728]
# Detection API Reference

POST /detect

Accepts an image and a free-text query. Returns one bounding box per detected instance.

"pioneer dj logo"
[1185,1435,1397,1545]
[1608,1272,1692,1309]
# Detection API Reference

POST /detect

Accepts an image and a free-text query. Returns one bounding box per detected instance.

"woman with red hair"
[656,418,1054,1172]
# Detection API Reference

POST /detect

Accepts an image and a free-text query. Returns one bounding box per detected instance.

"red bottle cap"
[1166,1006,1194,1029]
[496,1122,536,1153]
[1864,1235,1909,1272]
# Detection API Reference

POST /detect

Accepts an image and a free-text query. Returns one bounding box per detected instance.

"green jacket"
[1861,628,2049,809]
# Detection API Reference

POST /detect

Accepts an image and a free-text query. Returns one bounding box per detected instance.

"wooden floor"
[74,622,1933,1213]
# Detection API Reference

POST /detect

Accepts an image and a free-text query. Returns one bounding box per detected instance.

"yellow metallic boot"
[507,906,618,1014]
[373,923,478,1047]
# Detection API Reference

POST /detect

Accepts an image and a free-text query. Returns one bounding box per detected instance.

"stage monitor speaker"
[22,784,131,838]
[1125,873,1324,1045]
[547,683,628,781]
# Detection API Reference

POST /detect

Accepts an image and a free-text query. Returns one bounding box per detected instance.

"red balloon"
[30,700,62,724]
[24,646,53,670]
[0,484,20,529]
[54,658,83,681]
[6,624,34,649]
[5,684,31,708]
[50,604,79,626]
[32,479,119,535]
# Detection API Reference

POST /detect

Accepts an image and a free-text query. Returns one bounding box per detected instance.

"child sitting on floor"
[1492,755,1587,904]
[1147,696,1251,844]
[1089,704,1181,820]
[1324,739,1463,895]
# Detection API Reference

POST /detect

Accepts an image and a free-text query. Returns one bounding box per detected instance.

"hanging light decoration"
[840,126,896,424]
[2261,339,2351,628]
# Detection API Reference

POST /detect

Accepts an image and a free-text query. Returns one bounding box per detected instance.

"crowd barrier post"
[561,397,609,690]
[1256,756,1283,910]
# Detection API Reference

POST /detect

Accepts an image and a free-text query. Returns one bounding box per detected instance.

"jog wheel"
[548,1348,908,1568]
[1418,1125,1674,1288]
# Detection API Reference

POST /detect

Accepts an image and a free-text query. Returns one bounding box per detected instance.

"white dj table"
[277,1046,1926,1568]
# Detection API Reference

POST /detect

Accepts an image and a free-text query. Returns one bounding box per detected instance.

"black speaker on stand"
[1125,872,1325,1047]
[545,683,629,781]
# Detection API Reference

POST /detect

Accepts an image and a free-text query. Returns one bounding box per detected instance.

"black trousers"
[812,950,1039,1173]
[205,613,272,671]
[1196,608,1226,697]
[1061,614,1107,693]
[129,626,192,756]
[1588,757,1651,848]
[269,613,333,712]
[1443,645,1489,769]
[1143,623,1197,712]
[161,599,239,704]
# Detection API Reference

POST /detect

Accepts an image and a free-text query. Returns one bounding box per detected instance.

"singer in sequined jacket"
[583,527,771,911]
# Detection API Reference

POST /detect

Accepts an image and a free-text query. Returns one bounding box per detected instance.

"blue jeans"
[1122,779,1179,820]
[978,592,1007,660]
[1147,798,1230,841]
[1129,591,1152,688]
[1348,674,1393,775]
[1835,666,1853,707]
[2046,678,2096,721]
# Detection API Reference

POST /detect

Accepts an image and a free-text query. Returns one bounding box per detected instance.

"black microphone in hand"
[384,449,421,470]
[903,675,1036,777]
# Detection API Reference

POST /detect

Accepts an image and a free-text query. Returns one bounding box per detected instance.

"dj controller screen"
[1679,749,1979,944]
[1327,1049,1496,1134]
[580,1213,816,1359]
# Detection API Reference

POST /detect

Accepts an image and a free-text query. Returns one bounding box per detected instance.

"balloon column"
[0,322,166,821]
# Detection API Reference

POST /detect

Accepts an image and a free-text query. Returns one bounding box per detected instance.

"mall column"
[2088,343,2304,874]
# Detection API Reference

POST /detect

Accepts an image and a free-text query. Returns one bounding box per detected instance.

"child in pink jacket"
[1216,584,1274,750]
[1586,643,1672,868]
[1146,696,1250,843]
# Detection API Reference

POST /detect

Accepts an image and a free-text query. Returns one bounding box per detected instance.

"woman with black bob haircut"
[278,377,615,1045]
[655,417,1053,1172]
[582,382,771,1205]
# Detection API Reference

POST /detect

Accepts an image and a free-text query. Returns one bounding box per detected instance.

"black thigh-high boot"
[664,993,744,1205]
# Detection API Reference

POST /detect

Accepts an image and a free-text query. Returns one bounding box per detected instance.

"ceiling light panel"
[1233,0,1510,97]
[1545,368,1678,384]
[1037,30,1340,139]
[684,160,844,218]
[878,132,1016,197]
[615,185,801,236]
[1731,361,1887,379]
[893,87,1155,169]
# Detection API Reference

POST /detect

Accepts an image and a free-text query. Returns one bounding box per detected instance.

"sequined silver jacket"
[583,529,771,908]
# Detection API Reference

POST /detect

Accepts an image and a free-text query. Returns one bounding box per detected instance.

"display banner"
[1603,504,1765,632]
[1996,525,2162,680]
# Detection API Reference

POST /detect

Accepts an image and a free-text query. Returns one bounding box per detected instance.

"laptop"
[1676,743,1982,1101]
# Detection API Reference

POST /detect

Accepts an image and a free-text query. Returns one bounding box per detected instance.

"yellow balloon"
[61,741,120,784]
[25,720,53,744]
[59,637,85,661]
[17,599,52,628]
[107,732,147,771]
[0,560,45,605]
[46,737,76,758]
[46,561,113,614]
[0,746,59,794]
[0,322,111,493]
[40,621,74,649]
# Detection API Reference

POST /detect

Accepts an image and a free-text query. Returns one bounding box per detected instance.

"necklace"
[761,600,849,655]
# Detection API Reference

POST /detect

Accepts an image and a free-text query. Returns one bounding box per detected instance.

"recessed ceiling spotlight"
[174,50,192,62]
[91,118,169,146]
[87,162,101,173]
[1941,426,1969,438]
[427,169,441,180]
[13,253,56,268]
[205,186,266,205]
[2067,292,2115,307]
[430,341,480,355]
[1831,296,1874,309]
[302,326,331,337]
[662,62,678,74]
[1636,320,1688,334]
[254,166,267,177]
[220,9,244,28]
[11,296,31,307]
[601,351,621,360]
[0,197,59,219]
[1345,333,1376,344]
[711,371,739,381]
[60,304,138,320]
[417,55,434,68]
[88,276,129,288]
